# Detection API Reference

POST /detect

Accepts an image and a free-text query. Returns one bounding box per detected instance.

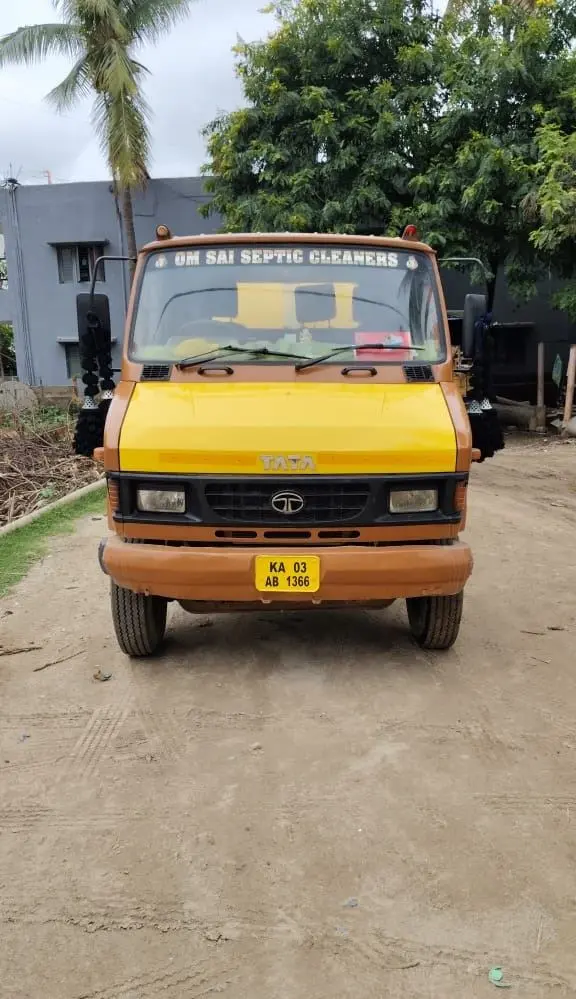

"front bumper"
[100,538,473,604]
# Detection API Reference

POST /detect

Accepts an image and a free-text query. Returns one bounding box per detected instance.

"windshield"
[130,243,446,365]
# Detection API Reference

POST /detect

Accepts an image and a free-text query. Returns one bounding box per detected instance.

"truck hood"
[119,381,457,475]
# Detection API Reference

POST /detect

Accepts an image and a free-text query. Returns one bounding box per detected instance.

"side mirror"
[76,293,112,355]
[462,293,487,357]
[295,283,336,324]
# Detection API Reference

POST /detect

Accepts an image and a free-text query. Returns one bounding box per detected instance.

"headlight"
[137,489,186,514]
[389,488,438,514]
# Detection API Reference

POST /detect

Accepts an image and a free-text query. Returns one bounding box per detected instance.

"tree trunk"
[487,257,500,312]
[122,187,138,286]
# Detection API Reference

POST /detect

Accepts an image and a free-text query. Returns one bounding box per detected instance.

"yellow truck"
[77,227,500,656]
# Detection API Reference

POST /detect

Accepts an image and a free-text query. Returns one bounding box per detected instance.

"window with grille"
[57,245,105,284]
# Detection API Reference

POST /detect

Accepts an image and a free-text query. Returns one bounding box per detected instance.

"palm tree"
[0,0,196,281]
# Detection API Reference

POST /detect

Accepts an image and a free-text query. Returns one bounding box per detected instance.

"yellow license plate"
[255,555,320,594]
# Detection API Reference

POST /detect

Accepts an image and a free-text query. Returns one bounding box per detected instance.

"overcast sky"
[0,0,272,184]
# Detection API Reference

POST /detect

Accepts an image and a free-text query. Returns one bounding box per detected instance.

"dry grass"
[0,407,102,527]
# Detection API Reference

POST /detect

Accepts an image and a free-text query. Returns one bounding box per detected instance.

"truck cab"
[88,230,479,656]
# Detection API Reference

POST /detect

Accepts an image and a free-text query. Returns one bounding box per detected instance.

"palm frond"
[123,0,195,43]
[46,55,91,110]
[92,38,146,95]
[92,88,151,188]
[0,22,82,67]
[54,0,123,23]
[55,0,130,48]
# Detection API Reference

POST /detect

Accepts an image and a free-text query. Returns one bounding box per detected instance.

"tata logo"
[271,491,305,515]
[260,455,316,472]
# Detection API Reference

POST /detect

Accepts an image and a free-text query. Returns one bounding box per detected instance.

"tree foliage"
[530,124,576,255]
[445,0,537,14]
[0,323,16,378]
[203,0,576,307]
[527,120,576,317]
[202,0,442,235]
[411,0,576,302]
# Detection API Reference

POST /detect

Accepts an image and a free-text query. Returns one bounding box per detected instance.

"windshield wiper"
[177,344,312,368]
[295,342,425,371]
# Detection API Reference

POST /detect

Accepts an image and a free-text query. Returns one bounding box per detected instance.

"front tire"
[406,592,464,650]
[111,582,167,657]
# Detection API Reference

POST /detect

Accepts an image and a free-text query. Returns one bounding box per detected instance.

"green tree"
[445,0,537,15]
[0,322,16,378]
[409,0,576,306]
[527,120,576,317]
[0,0,196,280]
[203,0,576,311]
[201,0,442,235]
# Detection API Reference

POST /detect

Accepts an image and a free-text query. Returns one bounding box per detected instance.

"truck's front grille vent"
[403,364,434,383]
[141,364,171,380]
[204,480,371,524]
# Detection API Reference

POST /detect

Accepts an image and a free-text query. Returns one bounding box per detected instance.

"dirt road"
[1,439,576,999]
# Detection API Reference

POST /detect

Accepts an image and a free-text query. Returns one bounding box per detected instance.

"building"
[0,177,220,389]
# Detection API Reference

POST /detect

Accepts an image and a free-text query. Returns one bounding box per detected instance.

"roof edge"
[140,232,433,254]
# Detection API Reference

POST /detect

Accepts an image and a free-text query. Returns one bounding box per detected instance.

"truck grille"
[204,480,371,524]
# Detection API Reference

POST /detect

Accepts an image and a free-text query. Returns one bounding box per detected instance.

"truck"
[74,227,502,657]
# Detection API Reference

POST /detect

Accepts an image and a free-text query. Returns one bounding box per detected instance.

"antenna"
[2,163,22,188]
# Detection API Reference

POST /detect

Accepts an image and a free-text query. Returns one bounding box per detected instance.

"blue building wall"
[0,177,220,386]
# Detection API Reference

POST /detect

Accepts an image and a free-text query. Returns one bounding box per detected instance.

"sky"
[0,0,273,185]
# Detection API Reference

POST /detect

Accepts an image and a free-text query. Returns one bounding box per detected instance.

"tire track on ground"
[63,690,133,781]
[0,807,148,834]
[74,957,235,999]
[332,929,575,992]
[475,792,576,816]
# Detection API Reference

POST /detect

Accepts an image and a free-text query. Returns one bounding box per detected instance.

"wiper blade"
[295,342,425,371]
[177,344,312,368]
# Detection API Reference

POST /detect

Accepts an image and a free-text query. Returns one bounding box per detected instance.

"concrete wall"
[1,178,220,386]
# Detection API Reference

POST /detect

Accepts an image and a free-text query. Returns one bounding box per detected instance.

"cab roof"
[141,231,434,256]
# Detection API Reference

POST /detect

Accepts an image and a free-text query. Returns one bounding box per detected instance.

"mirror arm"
[89,255,136,304]
[439,257,489,285]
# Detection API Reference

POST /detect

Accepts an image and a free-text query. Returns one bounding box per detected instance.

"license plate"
[255,555,320,594]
